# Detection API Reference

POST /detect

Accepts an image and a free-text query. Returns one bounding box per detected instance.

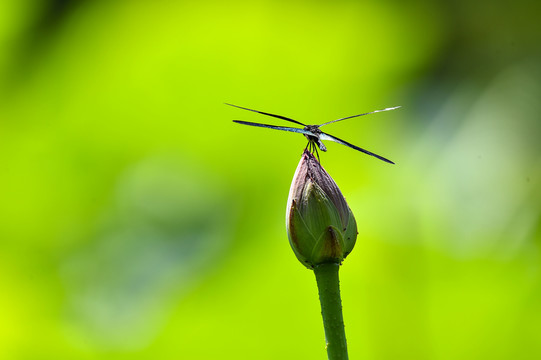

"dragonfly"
[227,103,400,164]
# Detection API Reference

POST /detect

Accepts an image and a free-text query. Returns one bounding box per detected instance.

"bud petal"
[286,150,358,268]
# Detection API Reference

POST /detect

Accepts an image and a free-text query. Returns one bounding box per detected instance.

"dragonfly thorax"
[303,125,321,134]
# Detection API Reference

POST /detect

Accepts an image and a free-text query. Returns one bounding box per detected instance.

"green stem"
[313,263,348,360]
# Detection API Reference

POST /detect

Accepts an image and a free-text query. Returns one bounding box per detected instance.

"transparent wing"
[319,106,401,127]
[226,103,306,126]
[319,132,394,164]
[233,120,314,136]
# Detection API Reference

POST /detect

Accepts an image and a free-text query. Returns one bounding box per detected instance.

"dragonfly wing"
[233,120,314,136]
[226,104,306,126]
[318,106,401,127]
[319,132,394,164]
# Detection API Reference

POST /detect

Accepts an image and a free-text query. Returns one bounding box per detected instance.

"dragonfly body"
[228,103,399,164]
[303,125,326,152]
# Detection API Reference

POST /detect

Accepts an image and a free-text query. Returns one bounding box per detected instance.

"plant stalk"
[313,263,348,360]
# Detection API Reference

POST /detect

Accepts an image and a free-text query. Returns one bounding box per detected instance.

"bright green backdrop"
[1,1,540,359]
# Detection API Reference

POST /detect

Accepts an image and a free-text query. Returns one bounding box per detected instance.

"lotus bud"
[286,150,358,269]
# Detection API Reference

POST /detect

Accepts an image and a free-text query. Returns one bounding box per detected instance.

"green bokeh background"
[1,1,540,359]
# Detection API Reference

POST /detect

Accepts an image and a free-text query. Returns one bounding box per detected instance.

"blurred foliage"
[0,0,540,359]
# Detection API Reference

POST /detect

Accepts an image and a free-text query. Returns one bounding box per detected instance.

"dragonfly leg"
[305,140,320,163]
[314,144,320,163]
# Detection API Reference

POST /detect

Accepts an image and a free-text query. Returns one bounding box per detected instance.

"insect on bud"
[286,150,358,269]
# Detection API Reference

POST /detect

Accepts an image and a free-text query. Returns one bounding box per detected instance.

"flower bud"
[286,150,357,268]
